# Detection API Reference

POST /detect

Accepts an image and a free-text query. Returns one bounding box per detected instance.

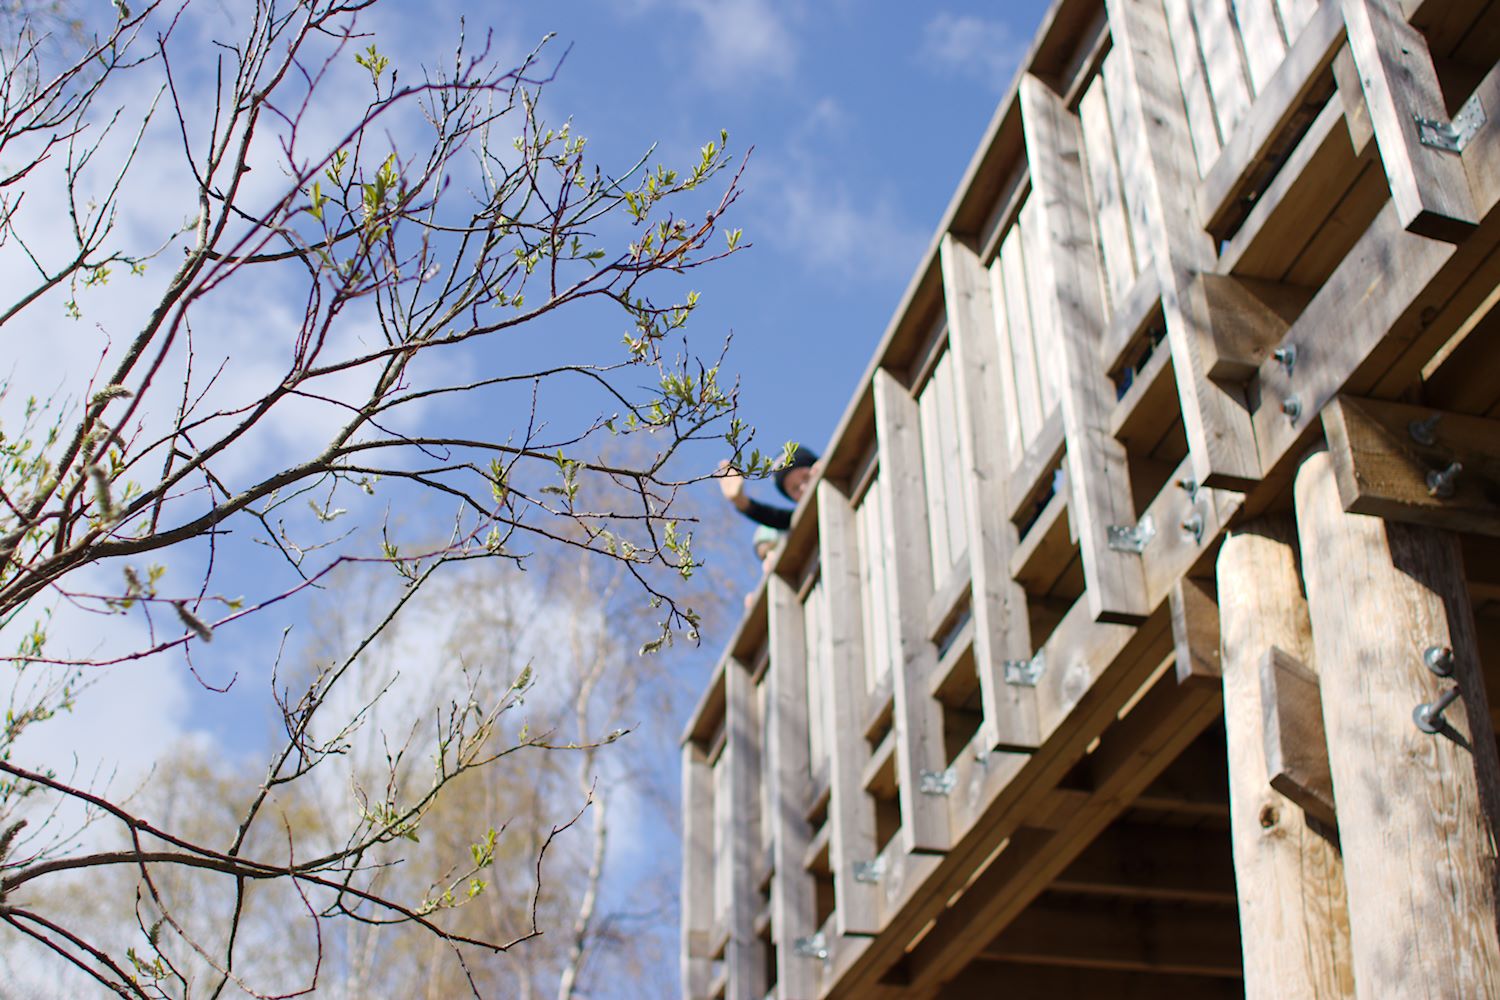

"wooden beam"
[682,741,716,999]
[724,659,768,1000]
[1051,821,1237,905]
[980,896,1243,978]
[1295,448,1500,997]
[1259,646,1338,826]
[1323,395,1500,538]
[1170,576,1222,688]
[1217,517,1354,1000]
[817,482,884,936]
[1192,274,1314,381]
[1340,0,1480,243]
[937,959,1244,1000]
[1020,72,1149,624]
[766,575,820,999]
[872,369,952,854]
[941,233,1039,751]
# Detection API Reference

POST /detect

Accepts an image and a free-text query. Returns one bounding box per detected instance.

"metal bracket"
[792,932,829,961]
[852,857,887,884]
[1106,513,1155,554]
[1002,649,1046,687]
[918,768,956,796]
[1415,94,1486,153]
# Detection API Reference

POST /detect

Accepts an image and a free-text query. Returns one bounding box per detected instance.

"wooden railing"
[682,0,1500,996]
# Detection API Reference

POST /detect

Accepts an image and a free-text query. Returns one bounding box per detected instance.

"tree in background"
[0,0,773,994]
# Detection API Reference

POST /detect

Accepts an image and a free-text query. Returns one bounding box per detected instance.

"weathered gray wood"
[996,223,1046,447]
[1259,646,1338,826]
[817,482,884,937]
[940,233,1038,750]
[1235,0,1291,95]
[872,368,952,853]
[766,574,820,999]
[1217,518,1355,1000]
[1295,449,1500,999]
[1341,0,1480,242]
[1192,273,1312,381]
[1169,575,1221,687]
[723,659,768,1000]
[1020,72,1148,625]
[1323,395,1500,539]
[1162,0,1223,176]
[1078,74,1138,311]
[681,741,715,999]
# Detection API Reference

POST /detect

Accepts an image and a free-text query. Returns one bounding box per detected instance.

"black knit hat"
[773,446,819,499]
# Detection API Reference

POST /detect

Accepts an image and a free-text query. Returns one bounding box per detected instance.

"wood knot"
[1259,804,1279,829]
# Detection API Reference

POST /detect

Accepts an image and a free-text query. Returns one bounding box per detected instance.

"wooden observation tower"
[680,0,1500,996]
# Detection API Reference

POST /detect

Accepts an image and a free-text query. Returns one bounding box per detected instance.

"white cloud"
[621,0,799,88]
[918,12,1026,91]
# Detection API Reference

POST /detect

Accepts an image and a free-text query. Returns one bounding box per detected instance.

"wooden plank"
[1169,575,1222,687]
[766,575,820,999]
[1276,0,1320,38]
[981,895,1243,977]
[997,222,1047,446]
[1295,449,1500,999]
[873,368,952,853]
[1193,273,1313,380]
[1198,0,1345,241]
[1019,199,1064,418]
[1010,486,1074,595]
[937,355,967,567]
[1162,0,1225,175]
[1006,408,1065,523]
[917,373,952,577]
[938,960,1244,1000]
[724,659,768,1000]
[1190,0,1254,141]
[986,258,1026,464]
[1331,43,1375,157]
[1216,517,1355,1000]
[1100,47,1160,278]
[1259,646,1338,826]
[1078,74,1138,310]
[817,483,883,938]
[1050,821,1238,905]
[682,742,716,999]
[941,233,1039,751]
[1235,0,1291,96]
[1020,73,1149,625]
[856,473,894,696]
[1322,395,1500,539]
[1341,0,1480,242]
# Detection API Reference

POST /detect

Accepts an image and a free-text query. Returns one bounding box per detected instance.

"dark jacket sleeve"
[740,496,793,530]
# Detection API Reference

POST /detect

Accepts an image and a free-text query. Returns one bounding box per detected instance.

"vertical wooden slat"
[997,222,1046,446]
[941,233,1039,751]
[724,658,767,1000]
[1340,0,1480,243]
[1019,73,1149,625]
[1217,519,1355,1000]
[934,354,968,566]
[804,580,829,771]
[1234,0,1291,95]
[1106,0,1264,491]
[856,477,893,695]
[1295,449,1500,999]
[1276,0,1320,38]
[817,482,883,936]
[681,742,714,999]
[918,376,952,579]
[1079,74,1138,310]
[1190,0,1254,138]
[767,575,819,999]
[873,368,952,853]
[1161,0,1225,175]
[1100,48,1160,283]
[986,260,1026,464]
[1019,198,1064,418]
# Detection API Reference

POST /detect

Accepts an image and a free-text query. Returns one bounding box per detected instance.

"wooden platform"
[682,0,1500,996]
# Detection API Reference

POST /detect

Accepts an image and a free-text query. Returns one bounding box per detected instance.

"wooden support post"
[1323,395,1500,538]
[766,575,820,999]
[1217,518,1355,1000]
[1169,576,1222,688]
[1192,274,1313,382]
[1105,0,1264,491]
[724,658,768,1000]
[1340,0,1480,243]
[939,233,1038,749]
[817,481,883,936]
[1259,646,1338,826]
[1295,449,1500,998]
[681,741,715,1000]
[872,368,952,854]
[1019,73,1149,625]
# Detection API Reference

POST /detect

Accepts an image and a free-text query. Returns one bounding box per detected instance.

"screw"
[1409,413,1442,446]
[1282,396,1302,422]
[1273,345,1297,376]
[1426,461,1462,499]
[1424,645,1455,677]
[1414,687,1462,734]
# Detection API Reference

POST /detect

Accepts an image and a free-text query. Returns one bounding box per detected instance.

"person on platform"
[716,446,820,531]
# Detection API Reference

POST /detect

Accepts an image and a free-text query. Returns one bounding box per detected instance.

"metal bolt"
[1426,461,1462,499]
[1178,477,1200,503]
[1424,645,1455,677]
[1408,413,1442,446]
[1414,687,1462,734]
[1282,396,1302,423]
[1273,345,1297,376]
[1181,512,1205,545]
